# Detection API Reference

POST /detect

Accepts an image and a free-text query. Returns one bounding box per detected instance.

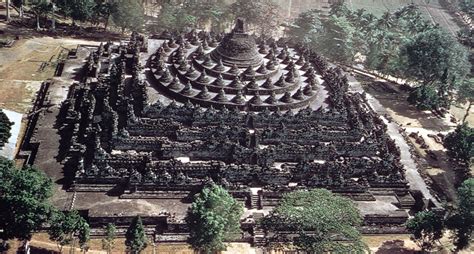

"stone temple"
[149,18,320,111]
[18,19,434,244]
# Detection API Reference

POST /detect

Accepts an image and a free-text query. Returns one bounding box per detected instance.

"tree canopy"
[457,0,473,19]
[110,0,145,33]
[287,9,322,45]
[398,28,470,86]
[406,210,444,251]
[65,0,96,22]
[288,4,471,110]
[446,178,474,251]
[102,223,117,254]
[444,124,473,163]
[456,78,474,123]
[155,2,196,32]
[185,184,243,254]
[48,209,90,253]
[0,157,53,241]
[125,216,147,254]
[262,189,367,253]
[182,0,229,31]
[228,0,282,37]
[0,110,12,148]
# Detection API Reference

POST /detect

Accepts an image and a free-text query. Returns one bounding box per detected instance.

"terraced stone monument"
[18,20,427,244]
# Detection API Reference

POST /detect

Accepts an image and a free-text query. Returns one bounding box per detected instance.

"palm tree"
[377,11,394,30]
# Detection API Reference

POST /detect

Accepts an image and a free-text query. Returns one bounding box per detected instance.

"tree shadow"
[375,240,419,254]
[362,80,452,131]
[106,184,126,197]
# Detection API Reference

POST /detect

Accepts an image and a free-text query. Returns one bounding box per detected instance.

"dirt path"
[347,69,468,203]
[346,73,442,206]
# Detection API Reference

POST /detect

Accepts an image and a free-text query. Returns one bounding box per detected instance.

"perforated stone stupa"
[149,19,320,111]
[210,18,264,67]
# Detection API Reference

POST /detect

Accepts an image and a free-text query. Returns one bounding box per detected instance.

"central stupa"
[148,18,322,111]
[210,18,264,67]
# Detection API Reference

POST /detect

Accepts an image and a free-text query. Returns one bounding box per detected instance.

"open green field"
[347,0,460,34]
[348,0,441,16]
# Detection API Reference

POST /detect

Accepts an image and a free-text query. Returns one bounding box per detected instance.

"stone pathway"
[346,74,441,207]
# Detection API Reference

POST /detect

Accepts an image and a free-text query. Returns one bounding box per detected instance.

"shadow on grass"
[375,240,418,254]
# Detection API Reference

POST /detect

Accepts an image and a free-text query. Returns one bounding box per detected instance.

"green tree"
[446,178,474,251]
[399,28,470,86]
[228,0,282,36]
[329,1,351,17]
[125,216,148,254]
[456,78,474,123]
[48,209,90,253]
[0,157,53,242]
[68,0,96,25]
[287,9,322,45]
[101,223,117,254]
[318,15,357,63]
[407,85,440,110]
[155,2,196,32]
[458,0,474,19]
[0,110,12,149]
[31,0,53,30]
[406,211,444,251]
[443,124,473,163]
[185,184,243,254]
[182,0,230,31]
[261,189,367,253]
[78,220,90,253]
[92,0,116,30]
[110,0,145,34]
[398,28,470,109]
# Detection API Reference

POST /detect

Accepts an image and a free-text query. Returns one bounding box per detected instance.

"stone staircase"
[253,224,266,247]
[250,192,261,210]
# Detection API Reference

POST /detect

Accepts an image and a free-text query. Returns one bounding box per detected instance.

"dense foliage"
[56,0,96,24]
[457,0,473,19]
[155,2,197,32]
[0,157,53,241]
[110,0,145,33]
[406,211,444,251]
[288,4,471,111]
[30,0,54,30]
[444,124,473,163]
[102,223,117,254]
[0,110,12,148]
[48,209,90,253]
[287,9,322,45]
[399,28,469,85]
[186,184,243,254]
[228,0,282,36]
[407,85,440,110]
[456,78,474,123]
[446,178,474,251]
[125,216,147,254]
[262,189,367,253]
[153,0,282,36]
[182,0,230,31]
